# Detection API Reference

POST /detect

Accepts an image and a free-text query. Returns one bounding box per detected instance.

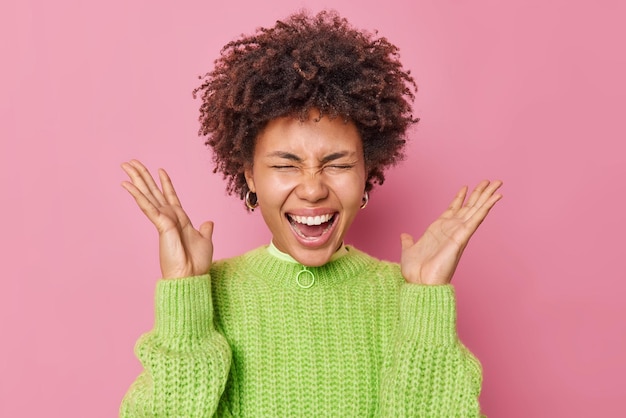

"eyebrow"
[265,151,355,163]
[266,151,302,162]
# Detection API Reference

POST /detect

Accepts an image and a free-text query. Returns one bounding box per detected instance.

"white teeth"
[289,213,333,226]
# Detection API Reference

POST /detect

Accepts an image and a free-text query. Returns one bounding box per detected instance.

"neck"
[267,241,348,264]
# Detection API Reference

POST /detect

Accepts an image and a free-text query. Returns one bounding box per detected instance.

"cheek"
[255,174,296,204]
[333,176,366,204]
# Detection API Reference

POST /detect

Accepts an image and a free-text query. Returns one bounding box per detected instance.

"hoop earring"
[245,190,258,211]
[360,192,369,209]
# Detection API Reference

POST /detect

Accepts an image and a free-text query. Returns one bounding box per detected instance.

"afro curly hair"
[193,10,418,207]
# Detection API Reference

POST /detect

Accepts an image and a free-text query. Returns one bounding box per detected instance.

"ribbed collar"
[266,241,349,263]
[240,245,374,290]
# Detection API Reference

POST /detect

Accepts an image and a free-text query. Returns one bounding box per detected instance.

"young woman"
[120,10,502,417]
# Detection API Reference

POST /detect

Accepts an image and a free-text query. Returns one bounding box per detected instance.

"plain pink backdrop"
[2,0,625,416]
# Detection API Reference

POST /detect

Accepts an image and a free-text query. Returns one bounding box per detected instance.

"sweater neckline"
[241,245,373,290]
[266,241,349,264]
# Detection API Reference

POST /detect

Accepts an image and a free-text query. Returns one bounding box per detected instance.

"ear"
[244,165,256,193]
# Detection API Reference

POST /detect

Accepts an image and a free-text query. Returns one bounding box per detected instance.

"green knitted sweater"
[120,246,483,417]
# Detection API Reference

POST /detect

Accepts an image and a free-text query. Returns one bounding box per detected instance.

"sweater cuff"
[154,275,214,340]
[399,284,457,346]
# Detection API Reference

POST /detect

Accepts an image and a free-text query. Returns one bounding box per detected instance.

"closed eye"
[325,164,355,171]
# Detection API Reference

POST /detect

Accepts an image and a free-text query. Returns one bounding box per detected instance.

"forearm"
[379,285,483,417]
[120,275,231,417]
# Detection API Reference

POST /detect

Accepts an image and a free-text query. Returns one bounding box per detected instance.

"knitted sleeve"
[378,284,484,417]
[119,275,232,418]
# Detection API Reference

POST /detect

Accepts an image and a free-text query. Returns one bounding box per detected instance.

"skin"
[244,114,366,267]
[121,119,502,284]
[399,179,503,285]
[121,161,214,280]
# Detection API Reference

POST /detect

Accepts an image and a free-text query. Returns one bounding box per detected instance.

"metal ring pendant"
[296,269,315,289]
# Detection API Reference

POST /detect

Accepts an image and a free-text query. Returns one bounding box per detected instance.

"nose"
[295,169,329,202]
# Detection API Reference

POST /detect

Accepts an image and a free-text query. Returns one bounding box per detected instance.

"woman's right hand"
[121,160,214,279]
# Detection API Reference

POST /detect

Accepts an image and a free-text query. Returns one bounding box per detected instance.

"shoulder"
[210,246,268,277]
[344,245,399,268]
[342,246,403,284]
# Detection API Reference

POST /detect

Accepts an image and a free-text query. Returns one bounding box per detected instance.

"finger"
[464,180,490,207]
[461,180,503,220]
[447,186,468,213]
[199,221,214,240]
[158,168,183,207]
[464,191,503,232]
[468,180,503,211]
[170,204,194,232]
[121,162,162,208]
[129,160,168,206]
[121,180,169,230]
[400,233,414,251]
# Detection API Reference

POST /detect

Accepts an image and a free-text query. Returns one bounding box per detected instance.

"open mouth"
[286,213,337,240]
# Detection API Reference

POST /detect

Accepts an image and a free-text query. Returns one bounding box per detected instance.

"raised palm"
[121,160,214,279]
[400,180,502,285]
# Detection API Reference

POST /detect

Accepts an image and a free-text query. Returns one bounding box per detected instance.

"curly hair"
[193,10,418,206]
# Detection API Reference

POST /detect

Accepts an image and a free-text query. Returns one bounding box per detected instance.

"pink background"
[2,0,624,416]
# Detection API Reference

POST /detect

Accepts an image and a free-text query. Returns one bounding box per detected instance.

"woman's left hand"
[400,180,503,285]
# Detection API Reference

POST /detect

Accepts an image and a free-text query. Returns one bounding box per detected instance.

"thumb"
[199,221,214,240]
[400,233,414,251]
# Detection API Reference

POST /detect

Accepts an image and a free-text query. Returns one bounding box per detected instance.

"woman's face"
[245,113,366,267]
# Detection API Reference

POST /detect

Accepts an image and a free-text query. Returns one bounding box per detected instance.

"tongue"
[296,222,328,238]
